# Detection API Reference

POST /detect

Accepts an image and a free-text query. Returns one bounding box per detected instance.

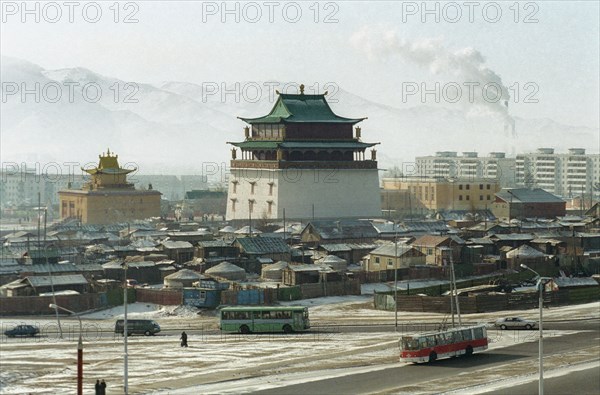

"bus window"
[429,335,438,347]
[402,337,419,351]
[462,329,473,340]
[453,330,463,342]
[262,311,272,319]
[473,327,484,339]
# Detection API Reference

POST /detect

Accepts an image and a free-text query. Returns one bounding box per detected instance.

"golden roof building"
[58,149,161,224]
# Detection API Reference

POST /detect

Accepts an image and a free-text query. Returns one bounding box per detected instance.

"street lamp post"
[520,264,552,395]
[49,304,82,395]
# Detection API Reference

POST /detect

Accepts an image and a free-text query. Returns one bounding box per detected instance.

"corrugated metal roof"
[198,240,234,248]
[236,237,290,254]
[161,241,194,249]
[411,235,450,247]
[369,244,419,257]
[488,234,535,241]
[27,274,88,287]
[496,188,565,203]
[505,245,546,258]
[286,264,333,272]
[554,277,599,287]
[305,220,379,240]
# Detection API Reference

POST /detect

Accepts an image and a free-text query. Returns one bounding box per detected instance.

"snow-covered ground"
[0,298,598,394]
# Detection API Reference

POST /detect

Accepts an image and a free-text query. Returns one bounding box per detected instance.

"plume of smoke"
[351,27,516,136]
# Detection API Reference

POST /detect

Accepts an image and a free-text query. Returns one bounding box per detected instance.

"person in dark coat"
[180,331,188,347]
[95,380,101,395]
[100,379,106,395]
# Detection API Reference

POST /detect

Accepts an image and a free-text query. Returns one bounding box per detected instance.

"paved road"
[2,318,599,342]
[487,364,600,395]
[253,329,600,395]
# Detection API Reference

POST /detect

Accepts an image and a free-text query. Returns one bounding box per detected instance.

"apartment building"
[413,152,516,187]
[515,148,600,198]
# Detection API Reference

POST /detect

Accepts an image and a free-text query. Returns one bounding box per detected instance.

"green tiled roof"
[228,141,377,150]
[228,141,279,149]
[238,94,365,124]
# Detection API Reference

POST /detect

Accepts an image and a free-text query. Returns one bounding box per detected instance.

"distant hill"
[2,56,598,175]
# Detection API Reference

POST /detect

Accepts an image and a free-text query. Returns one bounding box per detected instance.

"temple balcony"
[230,160,378,170]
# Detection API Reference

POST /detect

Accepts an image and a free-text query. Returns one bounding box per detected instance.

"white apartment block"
[515,148,600,198]
[0,168,46,206]
[413,152,516,187]
[1,168,86,207]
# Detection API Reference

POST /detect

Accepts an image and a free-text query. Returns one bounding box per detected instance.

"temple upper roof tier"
[238,93,366,125]
[82,148,136,176]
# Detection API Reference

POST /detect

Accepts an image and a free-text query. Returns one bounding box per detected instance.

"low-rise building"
[491,188,566,220]
[410,235,463,265]
[364,244,426,272]
[381,177,501,214]
[300,220,379,245]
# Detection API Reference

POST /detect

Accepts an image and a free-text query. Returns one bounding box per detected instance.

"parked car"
[4,324,40,337]
[494,317,537,330]
[115,319,160,336]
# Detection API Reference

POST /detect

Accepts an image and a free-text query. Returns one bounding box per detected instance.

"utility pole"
[45,208,63,339]
[394,222,398,332]
[123,264,129,395]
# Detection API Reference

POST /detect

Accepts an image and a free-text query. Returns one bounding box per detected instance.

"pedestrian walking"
[180,331,188,347]
[95,380,101,395]
[100,379,106,395]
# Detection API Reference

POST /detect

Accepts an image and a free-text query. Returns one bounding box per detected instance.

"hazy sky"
[2,1,599,128]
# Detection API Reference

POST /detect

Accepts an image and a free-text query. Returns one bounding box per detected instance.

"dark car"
[4,324,40,337]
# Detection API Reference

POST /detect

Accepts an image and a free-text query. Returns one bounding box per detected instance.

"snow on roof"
[164,269,201,280]
[506,244,547,258]
[27,274,88,287]
[219,226,236,233]
[206,261,245,273]
[321,255,347,263]
[554,277,599,287]
[235,226,262,234]
[39,290,80,296]
[262,261,289,271]
[161,241,194,249]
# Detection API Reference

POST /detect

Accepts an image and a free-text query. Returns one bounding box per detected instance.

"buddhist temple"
[226,86,380,221]
[58,149,161,224]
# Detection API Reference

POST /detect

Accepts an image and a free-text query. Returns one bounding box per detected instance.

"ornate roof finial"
[107,148,111,156]
[299,84,305,95]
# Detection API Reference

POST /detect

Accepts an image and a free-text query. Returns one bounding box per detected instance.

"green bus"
[219,306,310,334]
